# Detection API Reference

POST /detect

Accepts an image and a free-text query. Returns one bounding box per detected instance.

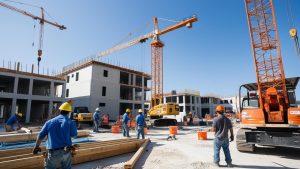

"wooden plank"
[0,130,90,143]
[124,139,150,169]
[0,138,137,158]
[0,139,144,169]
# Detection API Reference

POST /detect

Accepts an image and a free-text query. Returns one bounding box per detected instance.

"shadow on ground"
[243,146,300,160]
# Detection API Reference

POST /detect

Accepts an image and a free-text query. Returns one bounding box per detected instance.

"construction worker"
[188,111,193,125]
[122,108,130,137]
[136,109,145,139]
[93,108,101,132]
[5,112,23,132]
[212,105,234,167]
[32,102,77,169]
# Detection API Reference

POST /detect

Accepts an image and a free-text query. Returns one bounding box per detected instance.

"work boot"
[227,163,233,168]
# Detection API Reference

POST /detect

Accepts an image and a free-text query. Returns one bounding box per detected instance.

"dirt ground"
[73,126,300,169]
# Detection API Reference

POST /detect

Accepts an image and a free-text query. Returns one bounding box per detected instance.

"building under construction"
[63,60,151,120]
[0,66,66,124]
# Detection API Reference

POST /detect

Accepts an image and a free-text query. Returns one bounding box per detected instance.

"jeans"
[214,137,232,164]
[45,149,72,169]
[122,123,129,137]
[136,125,144,139]
[93,120,99,132]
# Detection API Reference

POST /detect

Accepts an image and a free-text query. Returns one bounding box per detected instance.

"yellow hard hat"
[216,105,225,112]
[138,109,143,113]
[16,113,23,117]
[289,28,297,37]
[126,108,131,113]
[59,102,72,112]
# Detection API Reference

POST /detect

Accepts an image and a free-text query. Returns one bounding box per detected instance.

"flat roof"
[0,68,65,81]
[62,60,151,79]
[241,77,300,91]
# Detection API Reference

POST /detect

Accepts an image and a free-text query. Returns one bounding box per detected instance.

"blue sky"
[0,0,299,98]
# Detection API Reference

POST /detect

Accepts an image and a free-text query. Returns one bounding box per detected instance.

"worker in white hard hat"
[32,102,77,169]
[93,107,101,132]
[5,112,23,132]
[136,109,145,139]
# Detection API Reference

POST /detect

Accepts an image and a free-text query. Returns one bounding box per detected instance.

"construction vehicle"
[62,15,197,126]
[0,1,66,73]
[72,107,93,128]
[237,0,300,152]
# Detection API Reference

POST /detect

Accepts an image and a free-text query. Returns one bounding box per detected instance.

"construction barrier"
[111,126,120,133]
[169,126,177,135]
[197,131,207,140]
[144,128,148,135]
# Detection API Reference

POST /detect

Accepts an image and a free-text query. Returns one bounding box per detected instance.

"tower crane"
[0,1,66,73]
[236,0,300,152]
[62,15,197,125]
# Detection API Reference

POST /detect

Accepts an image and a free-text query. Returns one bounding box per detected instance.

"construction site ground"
[73,126,300,169]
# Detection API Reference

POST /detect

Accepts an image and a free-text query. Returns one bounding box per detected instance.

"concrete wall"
[66,65,92,98]
[90,65,120,119]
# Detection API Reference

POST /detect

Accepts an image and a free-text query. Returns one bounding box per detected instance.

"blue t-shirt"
[122,113,129,124]
[93,111,100,121]
[136,114,145,126]
[6,115,18,126]
[38,114,77,149]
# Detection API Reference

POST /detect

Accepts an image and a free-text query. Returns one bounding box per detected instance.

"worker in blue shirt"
[122,108,130,137]
[93,108,101,132]
[32,102,77,169]
[5,113,23,132]
[136,109,145,139]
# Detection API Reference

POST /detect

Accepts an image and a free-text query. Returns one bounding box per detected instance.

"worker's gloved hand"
[32,146,41,154]
[230,135,234,142]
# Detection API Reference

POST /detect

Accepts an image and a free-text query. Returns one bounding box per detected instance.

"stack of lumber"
[0,130,90,143]
[0,138,146,169]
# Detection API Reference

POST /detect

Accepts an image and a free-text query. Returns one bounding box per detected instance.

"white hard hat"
[138,109,143,113]
[95,108,100,111]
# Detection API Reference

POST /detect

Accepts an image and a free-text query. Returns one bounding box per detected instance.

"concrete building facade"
[200,96,233,117]
[64,61,150,121]
[0,68,66,124]
[163,90,201,122]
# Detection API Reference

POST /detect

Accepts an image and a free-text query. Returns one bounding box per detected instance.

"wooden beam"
[0,139,144,169]
[0,130,90,143]
[124,139,150,169]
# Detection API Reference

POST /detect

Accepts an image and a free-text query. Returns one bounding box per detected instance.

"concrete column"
[50,81,54,97]
[177,96,179,104]
[11,98,17,116]
[133,88,135,101]
[142,76,145,101]
[62,83,66,98]
[25,100,31,123]
[183,96,186,114]
[13,77,19,94]
[28,78,33,95]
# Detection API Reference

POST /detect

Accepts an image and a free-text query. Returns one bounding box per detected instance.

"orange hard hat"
[215,105,225,112]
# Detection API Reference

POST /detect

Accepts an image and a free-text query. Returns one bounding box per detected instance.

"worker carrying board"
[5,112,23,132]
[32,102,78,169]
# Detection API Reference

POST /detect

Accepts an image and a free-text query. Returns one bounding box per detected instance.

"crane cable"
[286,0,300,59]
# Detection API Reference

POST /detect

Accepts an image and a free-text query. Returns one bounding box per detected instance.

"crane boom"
[245,0,288,122]
[95,16,197,59]
[0,2,66,29]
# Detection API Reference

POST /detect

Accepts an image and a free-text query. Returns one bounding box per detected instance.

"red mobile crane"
[237,0,300,152]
